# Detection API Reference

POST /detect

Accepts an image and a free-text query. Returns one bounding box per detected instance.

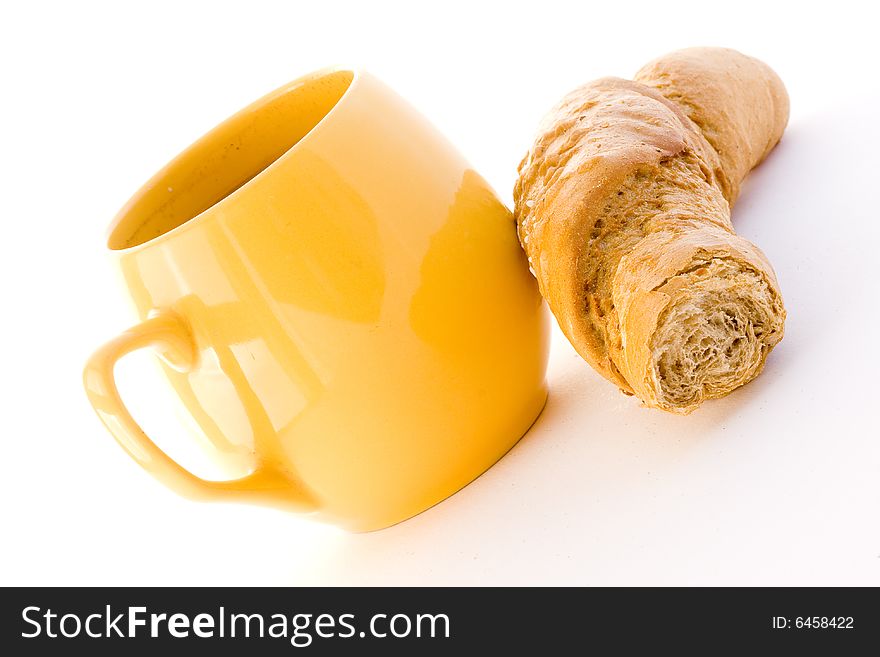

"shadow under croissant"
[733,108,858,378]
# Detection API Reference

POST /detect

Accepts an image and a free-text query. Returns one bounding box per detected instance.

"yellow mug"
[84,68,549,531]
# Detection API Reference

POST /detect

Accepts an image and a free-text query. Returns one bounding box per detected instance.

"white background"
[1,0,878,586]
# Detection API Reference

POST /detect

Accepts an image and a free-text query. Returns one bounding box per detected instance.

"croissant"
[514,48,788,413]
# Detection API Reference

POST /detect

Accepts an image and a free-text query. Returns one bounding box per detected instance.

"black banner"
[1,587,877,654]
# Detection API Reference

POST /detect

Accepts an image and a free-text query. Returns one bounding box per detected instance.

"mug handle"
[83,310,314,511]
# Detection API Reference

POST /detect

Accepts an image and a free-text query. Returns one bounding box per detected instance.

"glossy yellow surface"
[83,69,550,531]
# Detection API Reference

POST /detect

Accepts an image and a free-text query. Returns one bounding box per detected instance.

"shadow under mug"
[83,68,550,531]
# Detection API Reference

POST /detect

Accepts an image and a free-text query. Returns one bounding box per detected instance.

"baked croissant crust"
[514,48,788,413]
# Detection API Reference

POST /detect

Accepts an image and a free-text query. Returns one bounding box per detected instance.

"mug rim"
[104,66,361,255]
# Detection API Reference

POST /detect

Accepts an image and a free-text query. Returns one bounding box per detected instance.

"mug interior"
[107,70,354,250]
